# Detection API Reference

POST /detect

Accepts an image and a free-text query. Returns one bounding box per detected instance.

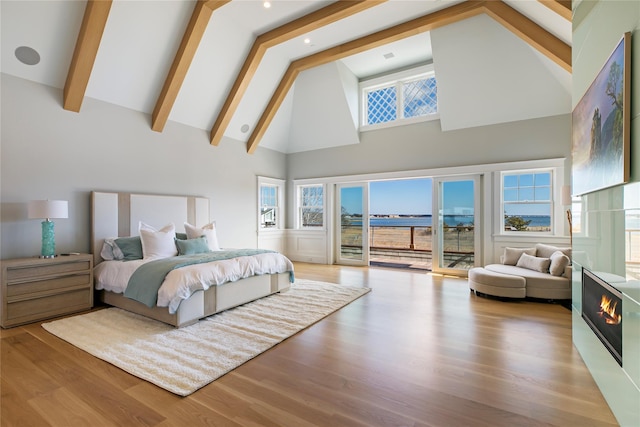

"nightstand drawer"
[1,254,94,328]
[5,288,92,325]
[6,260,91,282]
[6,273,91,299]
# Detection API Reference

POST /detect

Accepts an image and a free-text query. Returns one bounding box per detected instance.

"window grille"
[299,185,324,228]
[367,86,397,125]
[502,171,552,233]
[258,178,284,229]
[403,77,437,118]
[362,65,438,128]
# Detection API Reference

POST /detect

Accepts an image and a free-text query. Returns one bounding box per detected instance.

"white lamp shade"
[28,200,68,219]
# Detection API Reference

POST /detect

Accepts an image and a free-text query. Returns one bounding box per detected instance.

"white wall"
[0,74,287,259]
[432,13,571,132]
[286,113,571,181]
[287,62,360,153]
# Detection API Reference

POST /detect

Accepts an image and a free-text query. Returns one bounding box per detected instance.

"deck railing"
[341,225,475,252]
[341,225,640,276]
[341,225,475,269]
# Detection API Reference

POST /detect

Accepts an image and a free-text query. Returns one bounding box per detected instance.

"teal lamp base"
[40,220,56,258]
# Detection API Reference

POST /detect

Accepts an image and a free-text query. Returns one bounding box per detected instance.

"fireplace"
[582,268,623,366]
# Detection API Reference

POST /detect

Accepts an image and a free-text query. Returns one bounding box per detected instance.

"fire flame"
[598,295,622,325]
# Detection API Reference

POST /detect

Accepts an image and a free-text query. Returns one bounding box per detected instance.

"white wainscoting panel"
[285,230,328,264]
[258,230,286,253]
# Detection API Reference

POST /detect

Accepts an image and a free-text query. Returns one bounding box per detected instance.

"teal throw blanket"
[124,249,292,307]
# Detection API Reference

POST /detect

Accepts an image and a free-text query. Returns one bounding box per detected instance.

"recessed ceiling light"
[304,38,311,44]
[241,124,250,133]
[383,52,395,60]
[15,46,40,65]
[263,1,271,8]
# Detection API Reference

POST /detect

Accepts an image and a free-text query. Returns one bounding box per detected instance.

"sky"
[341,177,554,217]
[370,178,432,214]
[341,178,476,215]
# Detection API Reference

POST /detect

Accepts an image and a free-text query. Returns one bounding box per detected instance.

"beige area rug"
[42,279,370,396]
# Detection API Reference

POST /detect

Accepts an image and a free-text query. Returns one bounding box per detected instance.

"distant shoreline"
[346,215,552,228]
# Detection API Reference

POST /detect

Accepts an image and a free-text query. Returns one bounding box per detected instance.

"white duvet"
[94,252,294,314]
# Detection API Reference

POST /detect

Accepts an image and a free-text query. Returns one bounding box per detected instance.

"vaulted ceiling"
[1,0,572,154]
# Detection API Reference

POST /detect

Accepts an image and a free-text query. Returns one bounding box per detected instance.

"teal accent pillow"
[175,236,210,256]
[175,232,188,240]
[114,236,143,261]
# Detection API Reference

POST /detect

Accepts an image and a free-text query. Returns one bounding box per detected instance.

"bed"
[91,191,293,327]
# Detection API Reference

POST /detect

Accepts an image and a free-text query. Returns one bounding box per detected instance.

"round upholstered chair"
[468,267,526,298]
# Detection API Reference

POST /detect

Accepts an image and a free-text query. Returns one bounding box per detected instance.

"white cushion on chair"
[516,253,551,273]
[502,247,536,265]
[536,243,571,259]
[549,251,571,276]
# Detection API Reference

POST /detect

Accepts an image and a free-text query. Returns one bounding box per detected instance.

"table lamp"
[28,200,68,258]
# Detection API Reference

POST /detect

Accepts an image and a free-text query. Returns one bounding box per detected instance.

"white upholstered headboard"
[91,191,210,265]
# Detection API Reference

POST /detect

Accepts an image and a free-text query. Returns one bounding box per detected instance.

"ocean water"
[351,215,552,228]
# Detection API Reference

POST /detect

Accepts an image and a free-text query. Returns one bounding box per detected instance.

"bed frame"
[91,191,290,327]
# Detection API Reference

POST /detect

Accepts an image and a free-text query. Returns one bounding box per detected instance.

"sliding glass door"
[432,175,480,276]
[336,183,369,266]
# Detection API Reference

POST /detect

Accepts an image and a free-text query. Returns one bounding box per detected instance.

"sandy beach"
[342,225,474,252]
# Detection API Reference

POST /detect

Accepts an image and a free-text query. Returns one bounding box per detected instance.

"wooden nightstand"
[0,254,93,328]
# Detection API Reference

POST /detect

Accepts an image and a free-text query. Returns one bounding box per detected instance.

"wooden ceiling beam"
[152,0,229,132]
[209,0,386,146]
[484,1,571,72]
[538,0,572,21]
[247,0,572,153]
[63,0,112,112]
[246,0,487,153]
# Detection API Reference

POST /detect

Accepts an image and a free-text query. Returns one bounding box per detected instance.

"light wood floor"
[1,263,619,426]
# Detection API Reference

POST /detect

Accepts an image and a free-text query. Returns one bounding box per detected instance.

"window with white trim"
[361,64,438,129]
[258,177,284,229]
[298,184,324,228]
[502,170,553,233]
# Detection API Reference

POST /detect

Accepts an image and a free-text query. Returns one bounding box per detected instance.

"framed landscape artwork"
[572,32,631,196]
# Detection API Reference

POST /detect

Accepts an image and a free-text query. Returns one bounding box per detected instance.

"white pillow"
[502,247,536,265]
[549,250,571,276]
[139,222,177,259]
[536,243,571,260]
[516,253,551,273]
[184,222,221,251]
